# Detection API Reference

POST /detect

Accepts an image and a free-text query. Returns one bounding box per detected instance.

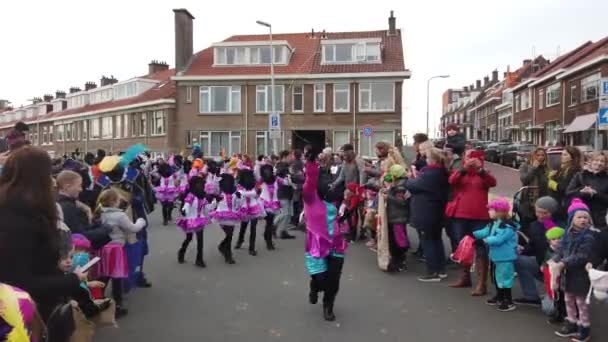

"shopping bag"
[450,235,475,267]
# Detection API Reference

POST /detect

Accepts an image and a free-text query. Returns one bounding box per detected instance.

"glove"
[548,179,558,192]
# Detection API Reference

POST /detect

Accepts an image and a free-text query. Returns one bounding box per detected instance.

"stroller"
[511,185,539,223]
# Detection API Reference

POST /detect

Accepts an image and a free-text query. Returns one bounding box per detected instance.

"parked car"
[484,142,511,163]
[501,143,536,168]
[546,146,564,171]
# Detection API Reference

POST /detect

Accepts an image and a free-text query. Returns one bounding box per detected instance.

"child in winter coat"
[96,188,146,317]
[553,199,597,341]
[473,198,519,312]
[543,226,567,325]
[383,165,410,272]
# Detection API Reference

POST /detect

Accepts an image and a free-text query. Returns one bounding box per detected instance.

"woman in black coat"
[407,148,449,282]
[0,146,85,321]
[566,152,608,230]
[547,146,582,224]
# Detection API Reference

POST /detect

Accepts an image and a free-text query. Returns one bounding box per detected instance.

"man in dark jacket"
[276,150,295,239]
[445,124,466,157]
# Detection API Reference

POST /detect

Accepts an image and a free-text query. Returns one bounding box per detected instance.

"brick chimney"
[100,75,118,87]
[523,59,532,66]
[43,94,54,102]
[149,60,169,74]
[174,9,195,73]
[469,84,474,91]
[31,97,43,104]
[85,82,97,91]
[69,87,81,94]
[388,11,397,36]
[492,70,499,82]
[463,86,469,92]
[483,76,489,86]
[0,100,10,110]
[55,91,66,99]
[476,80,481,89]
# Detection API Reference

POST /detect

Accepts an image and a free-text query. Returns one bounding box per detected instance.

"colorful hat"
[567,198,592,225]
[388,164,406,180]
[192,158,204,170]
[545,227,565,240]
[535,196,559,215]
[98,155,121,173]
[71,234,91,250]
[488,197,510,212]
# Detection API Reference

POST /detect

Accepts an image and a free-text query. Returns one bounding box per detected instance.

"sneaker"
[416,256,427,263]
[497,301,517,312]
[485,296,498,306]
[513,297,541,306]
[555,321,578,338]
[417,273,441,282]
[571,326,591,342]
[438,272,448,279]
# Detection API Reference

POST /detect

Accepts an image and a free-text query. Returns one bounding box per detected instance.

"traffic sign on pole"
[269,112,281,130]
[362,125,374,137]
[602,78,608,96]
[599,78,608,128]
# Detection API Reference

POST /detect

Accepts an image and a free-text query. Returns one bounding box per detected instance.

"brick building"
[170,10,410,158]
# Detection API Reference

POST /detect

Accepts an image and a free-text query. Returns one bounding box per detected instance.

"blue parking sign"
[600,108,608,126]
[269,112,280,130]
[603,79,608,96]
[362,126,374,137]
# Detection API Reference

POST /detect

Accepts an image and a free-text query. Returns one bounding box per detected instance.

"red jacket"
[447,169,497,220]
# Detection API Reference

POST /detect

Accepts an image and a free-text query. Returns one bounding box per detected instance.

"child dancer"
[203,160,221,198]
[155,163,181,226]
[303,150,348,322]
[235,166,265,256]
[210,174,242,264]
[259,164,290,250]
[473,198,519,312]
[553,199,597,341]
[97,189,146,317]
[177,176,216,267]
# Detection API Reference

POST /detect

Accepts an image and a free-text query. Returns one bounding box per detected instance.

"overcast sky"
[1,0,606,142]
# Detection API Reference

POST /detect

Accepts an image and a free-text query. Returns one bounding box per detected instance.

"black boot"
[195,231,205,267]
[177,248,186,264]
[323,302,336,321]
[236,222,247,249]
[265,239,275,250]
[162,205,169,226]
[195,254,206,268]
[309,279,318,304]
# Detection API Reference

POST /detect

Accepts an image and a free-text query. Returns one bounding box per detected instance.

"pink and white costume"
[260,178,289,214]
[204,173,221,196]
[210,193,242,226]
[155,175,181,202]
[237,186,266,221]
[176,194,216,233]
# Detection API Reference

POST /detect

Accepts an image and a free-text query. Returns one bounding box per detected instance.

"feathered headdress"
[119,143,146,168]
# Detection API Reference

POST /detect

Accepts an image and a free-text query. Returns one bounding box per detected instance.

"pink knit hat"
[71,234,91,250]
[488,197,511,212]
[567,198,591,225]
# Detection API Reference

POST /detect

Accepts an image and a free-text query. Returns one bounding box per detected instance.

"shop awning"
[563,113,596,133]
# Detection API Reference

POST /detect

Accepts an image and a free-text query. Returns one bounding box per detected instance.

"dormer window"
[213,41,290,66]
[321,39,381,65]
[113,79,157,100]
[67,94,89,109]
[90,87,114,104]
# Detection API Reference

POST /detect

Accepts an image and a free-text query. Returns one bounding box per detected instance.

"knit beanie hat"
[567,198,591,225]
[535,196,559,215]
[488,197,510,212]
[545,227,565,240]
[71,234,91,250]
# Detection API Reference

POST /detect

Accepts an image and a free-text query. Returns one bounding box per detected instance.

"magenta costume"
[260,178,288,214]
[237,186,266,221]
[176,193,215,233]
[155,175,181,202]
[210,193,242,227]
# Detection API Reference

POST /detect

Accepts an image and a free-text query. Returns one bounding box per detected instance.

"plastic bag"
[450,235,475,267]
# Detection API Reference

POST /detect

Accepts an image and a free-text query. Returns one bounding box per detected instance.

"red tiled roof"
[531,40,597,78]
[184,30,405,76]
[566,36,608,67]
[0,69,175,128]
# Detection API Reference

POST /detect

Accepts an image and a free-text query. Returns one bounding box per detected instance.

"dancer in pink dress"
[155,163,181,226]
[259,164,290,250]
[235,165,265,256]
[210,173,242,264]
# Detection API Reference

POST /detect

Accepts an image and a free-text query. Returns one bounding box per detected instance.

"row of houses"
[441,36,608,149]
[0,9,410,159]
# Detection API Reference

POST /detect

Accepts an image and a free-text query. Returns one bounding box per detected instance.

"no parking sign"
[362,125,374,137]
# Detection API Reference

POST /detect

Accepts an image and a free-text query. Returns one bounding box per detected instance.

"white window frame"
[333,84,350,112]
[89,118,100,140]
[186,86,192,103]
[151,110,166,136]
[581,72,600,103]
[55,125,64,142]
[314,84,325,112]
[101,117,113,139]
[214,46,287,66]
[199,86,241,113]
[358,82,395,112]
[256,131,285,156]
[115,115,122,139]
[256,85,285,113]
[292,84,304,112]
[521,89,531,110]
[546,82,561,107]
[321,42,381,64]
[139,112,147,137]
[122,114,129,138]
[358,130,395,158]
[199,131,241,157]
[538,89,544,110]
[570,84,577,106]
[333,130,351,150]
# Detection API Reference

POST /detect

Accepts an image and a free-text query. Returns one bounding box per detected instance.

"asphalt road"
[96,208,606,342]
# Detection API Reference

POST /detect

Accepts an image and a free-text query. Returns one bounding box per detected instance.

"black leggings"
[238,219,258,250]
[220,225,234,250]
[310,256,344,305]
[161,201,174,221]
[181,230,204,257]
[264,213,275,242]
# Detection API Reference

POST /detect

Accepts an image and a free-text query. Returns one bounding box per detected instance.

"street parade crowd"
[0,121,607,342]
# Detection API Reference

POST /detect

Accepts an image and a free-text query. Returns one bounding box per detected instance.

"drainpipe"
[111,117,115,154]
[561,80,566,146]
[244,82,248,155]
[531,87,536,144]
[352,82,357,154]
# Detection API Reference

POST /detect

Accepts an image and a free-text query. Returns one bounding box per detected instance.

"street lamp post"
[256,20,277,155]
[426,75,450,136]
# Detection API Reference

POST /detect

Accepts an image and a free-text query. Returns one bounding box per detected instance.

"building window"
[256,85,285,113]
[131,114,138,137]
[122,114,129,138]
[114,82,138,100]
[186,86,192,103]
[139,113,147,137]
[581,72,600,102]
[292,85,303,112]
[152,110,166,135]
[53,101,63,113]
[256,131,285,156]
[333,84,350,112]
[89,119,100,140]
[55,125,64,142]
[199,86,241,113]
[359,83,394,112]
[314,84,325,112]
[199,131,241,157]
[333,130,350,150]
[521,89,531,109]
[48,126,54,143]
[115,115,122,139]
[539,89,544,110]
[546,83,561,107]
[215,46,287,66]
[66,123,73,141]
[514,94,521,112]
[101,117,113,139]
[90,89,113,104]
[82,120,87,141]
[359,130,394,158]
[42,127,48,145]
[322,42,381,64]
[570,84,578,106]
